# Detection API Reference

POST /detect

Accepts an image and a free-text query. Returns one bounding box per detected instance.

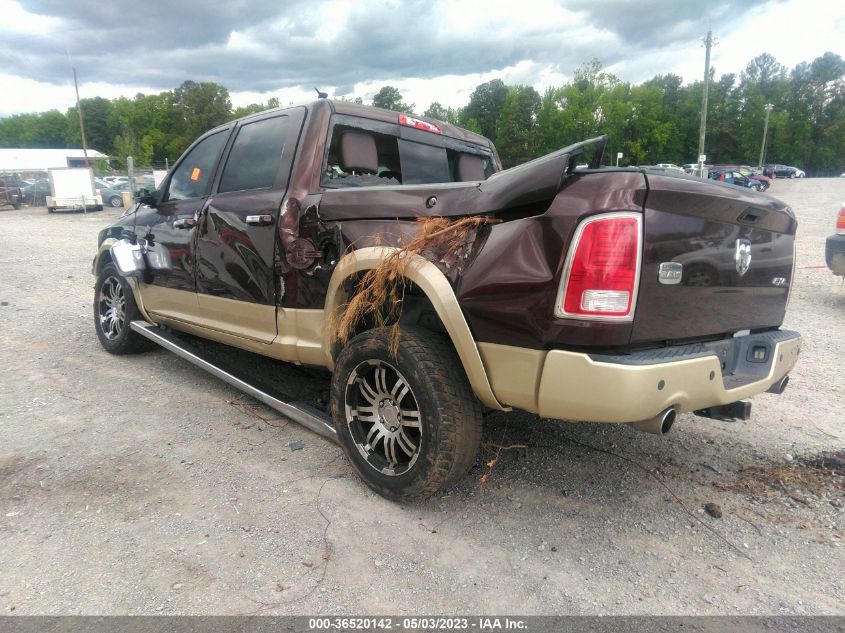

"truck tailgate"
[631,174,796,344]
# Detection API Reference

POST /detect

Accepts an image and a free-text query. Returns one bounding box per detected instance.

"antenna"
[314,87,328,99]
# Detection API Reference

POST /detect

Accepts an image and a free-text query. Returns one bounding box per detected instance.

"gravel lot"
[0,179,843,616]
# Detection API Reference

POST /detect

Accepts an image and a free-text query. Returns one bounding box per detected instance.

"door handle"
[245,214,274,226]
[173,218,196,229]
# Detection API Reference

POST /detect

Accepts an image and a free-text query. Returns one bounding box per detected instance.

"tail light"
[837,203,845,235]
[555,212,642,321]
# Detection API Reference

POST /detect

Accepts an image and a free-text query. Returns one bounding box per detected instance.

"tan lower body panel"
[478,337,801,424]
[138,284,328,367]
[139,283,199,324]
[196,294,277,344]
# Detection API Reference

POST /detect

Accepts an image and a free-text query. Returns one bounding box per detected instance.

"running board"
[130,321,338,444]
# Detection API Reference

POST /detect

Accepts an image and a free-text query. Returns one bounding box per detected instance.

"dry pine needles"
[331,216,494,355]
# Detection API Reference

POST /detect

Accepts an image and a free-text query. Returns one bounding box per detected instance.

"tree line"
[2,52,843,175]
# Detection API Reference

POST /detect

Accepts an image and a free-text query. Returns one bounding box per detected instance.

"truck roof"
[228,99,494,149]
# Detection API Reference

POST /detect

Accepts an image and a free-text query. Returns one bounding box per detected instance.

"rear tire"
[94,263,156,355]
[331,326,483,501]
[109,196,122,208]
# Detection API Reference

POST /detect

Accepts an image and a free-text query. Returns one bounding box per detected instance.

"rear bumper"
[825,234,845,276]
[477,330,801,423]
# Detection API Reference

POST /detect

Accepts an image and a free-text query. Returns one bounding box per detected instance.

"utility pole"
[72,67,90,168]
[697,30,716,175]
[758,103,774,170]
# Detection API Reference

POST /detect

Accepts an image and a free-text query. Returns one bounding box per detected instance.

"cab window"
[218,116,290,193]
[322,118,495,188]
[166,131,227,201]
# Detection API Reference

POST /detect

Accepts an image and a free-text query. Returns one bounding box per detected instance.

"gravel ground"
[0,179,843,616]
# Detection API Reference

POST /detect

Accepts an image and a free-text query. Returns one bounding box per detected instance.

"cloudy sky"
[0,0,843,116]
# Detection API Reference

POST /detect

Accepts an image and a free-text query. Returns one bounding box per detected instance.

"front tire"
[331,326,483,501]
[109,195,122,208]
[94,263,156,354]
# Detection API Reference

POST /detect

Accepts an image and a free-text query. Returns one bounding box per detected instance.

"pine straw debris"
[715,450,844,505]
[331,216,495,354]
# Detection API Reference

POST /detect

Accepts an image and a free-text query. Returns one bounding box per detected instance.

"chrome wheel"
[344,359,423,476]
[97,276,126,340]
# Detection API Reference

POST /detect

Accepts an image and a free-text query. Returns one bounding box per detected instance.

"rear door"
[194,107,305,343]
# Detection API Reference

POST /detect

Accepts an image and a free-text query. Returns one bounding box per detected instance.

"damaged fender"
[323,246,507,411]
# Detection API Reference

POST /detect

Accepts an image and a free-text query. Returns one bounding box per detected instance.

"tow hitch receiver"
[694,401,752,422]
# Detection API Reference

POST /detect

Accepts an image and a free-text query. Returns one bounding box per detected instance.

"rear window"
[322,118,495,188]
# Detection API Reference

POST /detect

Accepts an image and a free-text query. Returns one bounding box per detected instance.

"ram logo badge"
[658,262,683,285]
[735,239,752,277]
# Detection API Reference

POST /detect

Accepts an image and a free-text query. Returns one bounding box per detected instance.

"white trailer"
[46,167,103,213]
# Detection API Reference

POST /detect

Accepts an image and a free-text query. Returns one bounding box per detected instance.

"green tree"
[423,102,448,121]
[174,80,232,142]
[0,110,70,148]
[232,96,281,119]
[534,60,621,161]
[65,96,112,153]
[372,86,412,112]
[462,79,508,140]
[495,86,541,168]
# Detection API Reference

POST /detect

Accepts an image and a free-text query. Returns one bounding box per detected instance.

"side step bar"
[130,321,338,444]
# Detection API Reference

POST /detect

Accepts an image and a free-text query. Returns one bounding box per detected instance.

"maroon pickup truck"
[92,100,801,500]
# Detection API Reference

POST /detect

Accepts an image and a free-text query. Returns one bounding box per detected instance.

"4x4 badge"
[735,239,752,276]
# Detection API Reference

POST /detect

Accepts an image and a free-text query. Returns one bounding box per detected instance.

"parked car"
[712,165,771,191]
[656,163,684,172]
[764,164,805,178]
[639,165,688,176]
[21,180,52,206]
[0,184,22,209]
[99,181,135,207]
[1,176,31,189]
[825,203,845,278]
[92,100,801,500]
[709,168,766,191]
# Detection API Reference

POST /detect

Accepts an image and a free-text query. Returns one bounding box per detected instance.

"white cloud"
[1,0,843,117]
[0,0,63,34]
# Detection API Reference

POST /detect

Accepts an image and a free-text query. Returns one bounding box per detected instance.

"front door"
[194,108,305,343]
[135,128,229,323]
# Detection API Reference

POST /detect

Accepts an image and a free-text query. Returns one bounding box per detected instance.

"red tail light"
[837,203,845,235]
[555,212,642,320]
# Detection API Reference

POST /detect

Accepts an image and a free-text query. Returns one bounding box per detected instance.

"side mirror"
[135,188,158,207]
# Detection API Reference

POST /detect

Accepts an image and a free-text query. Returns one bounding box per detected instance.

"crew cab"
[92,100,801,500]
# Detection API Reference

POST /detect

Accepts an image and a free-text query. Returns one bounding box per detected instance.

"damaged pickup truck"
[92,99,801,500]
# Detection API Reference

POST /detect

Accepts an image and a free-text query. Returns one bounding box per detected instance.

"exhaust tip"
[766,375,789,395]
[661,408,676,434]
[628,407,676,435]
